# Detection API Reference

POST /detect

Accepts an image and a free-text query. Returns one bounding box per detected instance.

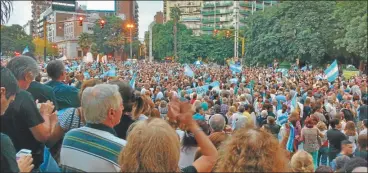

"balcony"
[201,10,220,16]
[219,17,232,22]
[200,25,221,31]
[179,2,200,7]
[203,1,233,8]
[181,17,201,22]
[240,1,253,8]
[202,18,220,24]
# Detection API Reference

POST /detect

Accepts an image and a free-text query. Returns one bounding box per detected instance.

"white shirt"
[178,146,198,169]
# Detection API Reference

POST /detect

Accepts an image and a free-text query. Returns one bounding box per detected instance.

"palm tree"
[78,32,93,57]
[170,7,181,59]
[1,0,13,25]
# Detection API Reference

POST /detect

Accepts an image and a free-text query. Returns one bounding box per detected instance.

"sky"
[6,1,163,40]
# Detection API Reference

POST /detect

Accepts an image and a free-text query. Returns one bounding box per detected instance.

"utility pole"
[214,1,216,32]
[234,1,239,61]
[43,16,47,62]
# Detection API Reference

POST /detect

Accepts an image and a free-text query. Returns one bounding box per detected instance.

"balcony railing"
[240,1,253,8]
[203,1,233,8]
[202,18,220,24]
[182,17,201,22]
[201,10,220,16]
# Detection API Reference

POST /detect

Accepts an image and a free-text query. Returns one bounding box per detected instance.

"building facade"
[201,1,277,35]
[31,0,52,37]
[22,20,33,35]
[165,1,203,36]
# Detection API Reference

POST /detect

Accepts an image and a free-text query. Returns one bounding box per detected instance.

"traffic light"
[14,51,20,56]
[78,16,84,26]
[100,19,105,29]
[226,30,231,38]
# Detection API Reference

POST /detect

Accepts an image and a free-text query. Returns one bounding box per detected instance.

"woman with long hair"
[290,151,314,172]
[344,121,359,152]
[215,127,289,172]
[300,116,324,169]
[119,100,217,172]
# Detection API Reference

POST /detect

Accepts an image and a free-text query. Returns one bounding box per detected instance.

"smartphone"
[16,149,32,160]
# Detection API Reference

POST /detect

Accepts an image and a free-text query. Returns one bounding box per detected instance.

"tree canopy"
[1,25,34,56]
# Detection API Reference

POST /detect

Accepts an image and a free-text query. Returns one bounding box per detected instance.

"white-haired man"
[60,84,125,172]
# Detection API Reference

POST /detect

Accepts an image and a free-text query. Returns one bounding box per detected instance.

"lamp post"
[127,24,134,59]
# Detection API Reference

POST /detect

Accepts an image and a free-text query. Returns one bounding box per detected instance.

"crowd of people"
[1,55,367,172]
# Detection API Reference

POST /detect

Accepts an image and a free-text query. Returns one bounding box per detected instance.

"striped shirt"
[60,124,126,172]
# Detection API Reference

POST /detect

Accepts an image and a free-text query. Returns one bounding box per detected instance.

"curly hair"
[290,151,314,172]
[119,118,181,172]
[214,127,289,172]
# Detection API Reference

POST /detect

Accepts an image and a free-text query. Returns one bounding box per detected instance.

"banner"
[185,81,220,96]
[230,64,242,73]
[184,64,194,77]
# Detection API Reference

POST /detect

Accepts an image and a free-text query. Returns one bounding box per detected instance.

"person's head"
[305,97,311,105]
[209,114,226,132]
[108,80,136,113]
[215,127,289,172]
[344,121,357,136]
[228,106,236,114]
[46,60,66,81]
[0,67,20,115]
[315,165,333,173]
[290,150,314,172]
[238,105,245,113]
[119,118,180,172]
[78,79,102,102]
[195,106,204,115]
[81,84,123,127]
[316,121,327,131]
[282,104,287,112]
[6,56,40,90]
[261,110,268,118]
[335,155,351,171]
[267,116,276,125]
[358,134,368,150]
[131,95,152,119]
[194,132,228,161]
[341,140,354,156]
[363,119,368,129]
[330,118,340,129]
[343,157,368,173]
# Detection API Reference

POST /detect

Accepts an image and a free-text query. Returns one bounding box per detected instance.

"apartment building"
[31,0,52,37]
[201,1,277,35]
[165,1,203,36]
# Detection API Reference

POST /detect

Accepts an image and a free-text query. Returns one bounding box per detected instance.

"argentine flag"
[184,64,194,77]
[22,46,29,54]
[290,93,298,113]
[130,73,137,89]
[230,64,242,73]
[324,60,338,82]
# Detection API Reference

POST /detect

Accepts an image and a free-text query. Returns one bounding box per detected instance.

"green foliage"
[1,25,35,56]
[78,32,93,53]
[91,16,126,54]
[244,1,367,66]
[334,1,368,59]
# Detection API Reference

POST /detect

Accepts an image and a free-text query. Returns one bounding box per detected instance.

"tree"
[0,25,34,56]
[32,37,57,57]
[78,32,93,56]
[92,16,126,59]
[244,1,338,66]
[1,0,12,24]
[334,1,367,61]
[170,7,181,59]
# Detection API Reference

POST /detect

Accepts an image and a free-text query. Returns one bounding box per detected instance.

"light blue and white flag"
[301,66,307,71]
[290,93,298,113]
[324,60,338,82]
[107,69,116,77]
[230,64,242,73]
[184,64,194,77]
[130,72,137,89]
[230,78,238,84]
[22,46,29,54]
[286,123,295,152]
[83,72,90,80]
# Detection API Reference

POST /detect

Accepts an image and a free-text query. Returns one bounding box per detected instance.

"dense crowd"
[1,55,367,172]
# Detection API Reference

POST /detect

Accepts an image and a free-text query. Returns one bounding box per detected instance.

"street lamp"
[126,24,134,59]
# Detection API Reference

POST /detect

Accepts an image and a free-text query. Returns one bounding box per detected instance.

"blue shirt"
[45,81,80,110]
[275,95,286,110]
